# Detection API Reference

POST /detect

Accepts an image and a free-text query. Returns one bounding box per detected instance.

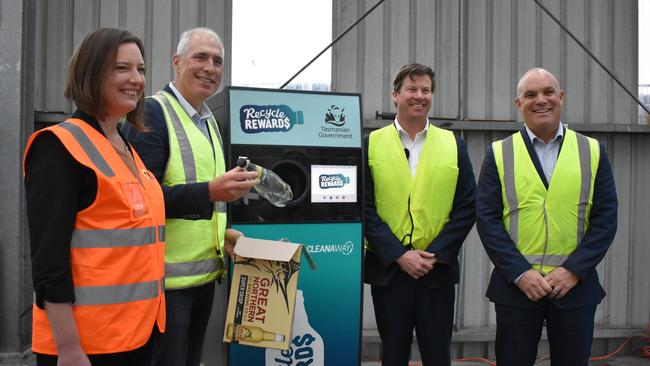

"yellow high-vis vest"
[153,92,227,289]
[492,129,599,274]
[368,124,458,250]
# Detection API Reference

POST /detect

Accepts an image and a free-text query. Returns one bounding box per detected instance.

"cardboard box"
[223,236,315,350]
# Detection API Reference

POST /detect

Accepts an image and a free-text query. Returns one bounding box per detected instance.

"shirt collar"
[168,82,212,120]
[524,123,564,144]
[394,118,429,141]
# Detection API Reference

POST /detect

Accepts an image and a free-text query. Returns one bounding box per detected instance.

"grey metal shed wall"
[333,0,638,126]
[34,0,232,115]
[0,0,35,363]
[333,0,648,359]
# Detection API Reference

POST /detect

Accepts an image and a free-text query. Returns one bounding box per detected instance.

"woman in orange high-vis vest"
[24,28,166,366]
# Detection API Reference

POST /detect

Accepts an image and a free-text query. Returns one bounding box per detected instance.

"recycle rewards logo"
[240,104,304,133]
[319,174,350,189]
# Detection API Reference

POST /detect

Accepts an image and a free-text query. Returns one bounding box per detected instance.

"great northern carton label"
[224,237,305,350]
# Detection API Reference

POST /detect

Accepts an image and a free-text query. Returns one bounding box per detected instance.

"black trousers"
[152,282,216,366]
[495,302,597,366]
[371,270,455,366]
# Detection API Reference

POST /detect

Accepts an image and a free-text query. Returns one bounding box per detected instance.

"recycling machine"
[214,86,363,366]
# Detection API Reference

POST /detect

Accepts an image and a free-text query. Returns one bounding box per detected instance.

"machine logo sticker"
[324,105,346,126]
[319,105,352,140]
[281,237,354,256]
[240,104,304,133]
[306,241,354,256]
[318,174,350,189]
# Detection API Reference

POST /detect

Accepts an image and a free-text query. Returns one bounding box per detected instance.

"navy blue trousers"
[371,270,455,366]
[495,302,597,366]
[152,282,216,366]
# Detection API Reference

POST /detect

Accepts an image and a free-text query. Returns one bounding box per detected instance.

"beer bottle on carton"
[226,323,285,343]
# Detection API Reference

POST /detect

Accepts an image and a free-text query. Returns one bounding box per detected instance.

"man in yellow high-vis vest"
[123,28,258,366]
[364,63,476,365]
[477,68,618,366]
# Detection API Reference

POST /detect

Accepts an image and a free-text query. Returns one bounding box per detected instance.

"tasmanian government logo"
[320,105,352,139]
[240,104,304,133]
[324,105,346,126]
[319,174,350,189]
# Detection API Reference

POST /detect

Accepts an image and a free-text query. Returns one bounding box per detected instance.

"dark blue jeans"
[152,282,216,366]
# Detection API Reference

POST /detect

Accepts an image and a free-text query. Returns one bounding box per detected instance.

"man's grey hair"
[175,27,226,94]
[176,27,225,58]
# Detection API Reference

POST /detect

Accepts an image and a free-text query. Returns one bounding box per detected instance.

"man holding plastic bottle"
[363,63,476,365]
[122,27,258,366]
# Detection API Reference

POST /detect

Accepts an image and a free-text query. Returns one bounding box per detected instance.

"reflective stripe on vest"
[165,259,222,278]
[25,118,166,355]
[368,124,458,250]
[495,129,598,273]
[71,227,158,248]
[153,92,226,288]
[75,278,162,306]
[156,94,227,214]
[58,121,115,177]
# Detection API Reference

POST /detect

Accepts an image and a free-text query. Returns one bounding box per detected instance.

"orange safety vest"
[24,118,166,355]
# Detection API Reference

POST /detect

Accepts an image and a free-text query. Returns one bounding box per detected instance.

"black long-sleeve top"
[24,111,131,309]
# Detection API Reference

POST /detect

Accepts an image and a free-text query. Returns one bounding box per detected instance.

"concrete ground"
[361,355,650,365]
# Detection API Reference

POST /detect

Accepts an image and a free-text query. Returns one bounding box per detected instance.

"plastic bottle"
[265,290,324,366]
[226,323,285,343]
[236,156,293,207]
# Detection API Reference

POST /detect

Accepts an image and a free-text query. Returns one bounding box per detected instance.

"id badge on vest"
[121,181,150,219]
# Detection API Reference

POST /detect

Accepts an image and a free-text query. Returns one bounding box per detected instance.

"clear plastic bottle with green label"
[237,156,293,207]
[265,290,324,365]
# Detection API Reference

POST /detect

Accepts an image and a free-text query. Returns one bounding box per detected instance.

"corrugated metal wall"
[333,0,639,126]
[23,0,649,361]
[333,0,649,359]
[34,0,232,114]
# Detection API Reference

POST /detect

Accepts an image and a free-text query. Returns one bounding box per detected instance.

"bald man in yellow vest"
[476,68,618,366]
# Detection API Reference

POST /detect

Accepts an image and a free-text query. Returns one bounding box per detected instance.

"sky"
[231,0,332,89]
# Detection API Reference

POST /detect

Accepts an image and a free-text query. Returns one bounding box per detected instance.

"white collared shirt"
[168,82,212,139]
[524,123,564,184]
[394,119,429,176]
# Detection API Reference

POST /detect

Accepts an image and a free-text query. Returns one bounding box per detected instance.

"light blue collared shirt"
[168,82,212,139]
[524,123,564,184]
